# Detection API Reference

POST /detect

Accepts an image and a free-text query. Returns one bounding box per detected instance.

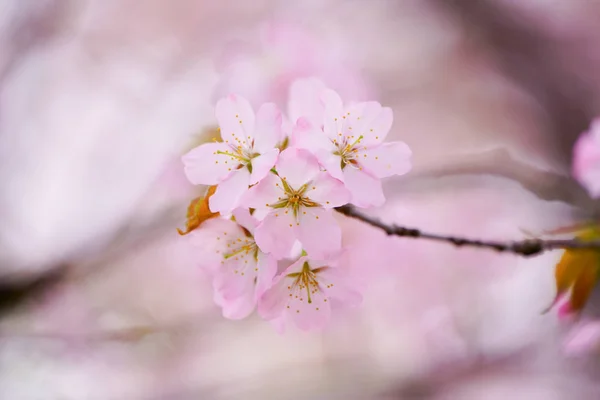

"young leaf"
[551,225,600,314]
[177,186,219,235]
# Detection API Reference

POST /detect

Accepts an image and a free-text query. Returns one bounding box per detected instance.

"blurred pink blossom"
[573,119,600,198]
[213,21,372,109]
[563,319,600,356]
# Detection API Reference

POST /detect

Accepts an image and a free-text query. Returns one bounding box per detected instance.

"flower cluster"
[182,78,412,331]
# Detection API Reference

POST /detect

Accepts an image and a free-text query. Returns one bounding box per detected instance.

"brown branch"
[335,205,600,257]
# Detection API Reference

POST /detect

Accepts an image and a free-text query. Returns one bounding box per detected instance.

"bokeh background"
[2,1,600,398]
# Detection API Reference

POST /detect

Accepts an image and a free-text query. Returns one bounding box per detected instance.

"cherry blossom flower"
[258,255,362,331]
[292,82,412,207]
[182,95,282,214]
[573,118,600,198]
[243,148,350,259]
[189,210,277,320]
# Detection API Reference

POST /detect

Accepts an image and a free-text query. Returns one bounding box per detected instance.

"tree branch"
[335,205,600,257]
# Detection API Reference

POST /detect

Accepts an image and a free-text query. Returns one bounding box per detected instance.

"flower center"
[216,143,259,172]
[222,237,259,276]
[223,241,258,260]
[333,135,364,169]
[286,262,331,304]
[270,179,320,218]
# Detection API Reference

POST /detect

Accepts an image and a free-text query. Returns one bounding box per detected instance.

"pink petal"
[317,150,344,181]
[250,148,279,185]
[231,208,258,233]
[296,208,342,259]
[322,89,344,140]
[279,255,307,276]
[214,266,254,301]
[276,148,320,188]
[324,101,390,146]
[214,284,255,320]
[288,78,328,125]
[573,121,600,198]
[292,118,342,179]
[355,103,393,146]
[319,267,363,307]
[292,117,336,155]
[241,173,282,210]
[254,252,278,299]
[187,218,241,272]
[253,103,283,153]
[358,141,412,178]
[280,116,294,145]
[182,142,238,185]
[216,94,256,146]
[211,234,263,320]
[257,274,288,320]
[209,168,251,213]
[305,172,350,208]
[563,320,600,356]
[289,287,331,331]
[254,211,297,258]
[343,167,385,208]
[336,101,369,140]
[558,300,574,320]
[273,257,332,331]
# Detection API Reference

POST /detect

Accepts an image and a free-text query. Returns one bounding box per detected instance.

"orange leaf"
[555,250,592,294]
[570,261,599,313]
[551,225,600,314]
[177,185,219,235]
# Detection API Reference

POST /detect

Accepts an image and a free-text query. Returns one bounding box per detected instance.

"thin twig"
[335,205,600,257]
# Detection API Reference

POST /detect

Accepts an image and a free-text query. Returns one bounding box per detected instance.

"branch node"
[511,239,544,256]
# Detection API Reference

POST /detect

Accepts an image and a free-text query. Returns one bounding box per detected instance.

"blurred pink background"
[2,1,600,398]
